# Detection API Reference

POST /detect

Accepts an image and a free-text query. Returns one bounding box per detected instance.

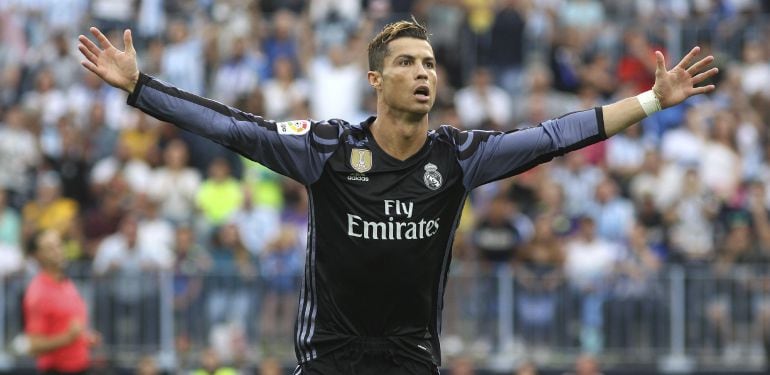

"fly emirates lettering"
[347,200,440,240]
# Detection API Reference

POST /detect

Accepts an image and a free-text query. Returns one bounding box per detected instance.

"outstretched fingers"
[90,27,114,50]
[690,84,716,95]
[78,35,102,58]
[691,67,719,85]
[123,29,135,53]
[77,35,102,74]
[80,59,100,76]
[78,43,98,64]
[686,55,714,76]
[675,46,701,71]
[655,51,666,73]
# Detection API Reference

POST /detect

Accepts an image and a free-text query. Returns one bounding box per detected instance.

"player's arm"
[24,296,82,356]
[77,27,336,185]
[27,322,82,355]
[603,46,717,136]
[455,46,717,189]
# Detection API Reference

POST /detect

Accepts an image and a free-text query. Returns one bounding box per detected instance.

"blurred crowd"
[3,0,770,372]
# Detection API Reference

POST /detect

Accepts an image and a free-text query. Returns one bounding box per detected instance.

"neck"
[43,267,64,281]
[370,105,429,161]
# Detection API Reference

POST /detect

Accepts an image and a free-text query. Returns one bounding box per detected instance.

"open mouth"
[414,86,430,101]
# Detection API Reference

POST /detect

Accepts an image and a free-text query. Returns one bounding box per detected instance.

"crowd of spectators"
[3,0,770,372]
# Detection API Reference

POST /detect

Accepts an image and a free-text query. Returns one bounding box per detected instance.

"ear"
[367,70,382,90]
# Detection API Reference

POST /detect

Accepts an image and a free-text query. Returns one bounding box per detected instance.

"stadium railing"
[1,264,769,372]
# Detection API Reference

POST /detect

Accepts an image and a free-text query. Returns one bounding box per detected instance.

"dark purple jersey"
[128,73,606,367]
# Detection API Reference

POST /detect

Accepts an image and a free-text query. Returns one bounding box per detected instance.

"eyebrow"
[393,54,436,62]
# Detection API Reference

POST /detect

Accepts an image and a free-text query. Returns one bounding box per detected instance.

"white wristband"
[636,90,662,116]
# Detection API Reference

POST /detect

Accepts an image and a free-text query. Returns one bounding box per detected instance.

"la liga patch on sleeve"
[276,120,311,135]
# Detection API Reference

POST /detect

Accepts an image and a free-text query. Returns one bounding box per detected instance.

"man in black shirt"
[77,19,717,374]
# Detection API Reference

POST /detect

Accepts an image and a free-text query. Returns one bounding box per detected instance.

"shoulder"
[272,118,348,142]
[24,276,49,306]
[25,275,43,293]
[432,125,466,145]
[321,118,368,147]
[311,119,347,140]
[432,125,507,155]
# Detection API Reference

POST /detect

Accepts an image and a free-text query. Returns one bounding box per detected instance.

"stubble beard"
[389,95,432,122]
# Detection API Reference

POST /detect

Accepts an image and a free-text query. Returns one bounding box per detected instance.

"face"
[120,217,138,243]
[175,226,193,254]
[218,223,240,247]
[579,218,596,240]
[36,230,67,271]
[208,158,230,180]
[164,140,189,168]
[274,57,294,80]
[370,37,437,118]
[595,179,616,203]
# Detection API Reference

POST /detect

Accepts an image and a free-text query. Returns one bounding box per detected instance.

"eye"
[399,59,412,66]
[425,61,435,69]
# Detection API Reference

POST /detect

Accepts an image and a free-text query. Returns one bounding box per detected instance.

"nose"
[415,63,428,80]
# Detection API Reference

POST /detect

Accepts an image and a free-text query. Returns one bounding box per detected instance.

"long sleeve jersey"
[127,73,607,367]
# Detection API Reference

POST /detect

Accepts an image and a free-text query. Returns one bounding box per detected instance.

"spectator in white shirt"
[565,216,620,354]
[308,41,364,123]
[137,196,174,264]
[230,185,280,257]
[146,139,201,224]
[93,214,168,346]
[606,123,651,183]
[212,36,262,106]
[21,69,67,129]
[454,67,512,130]
[669,169,719,263]
[0,106,39,207]
[699,111,741,200]
[550,152,605,218]
[739,40,770,99]
[67,71,128,131]
[629,149,685,211]
[161,20,204,95]
[263,56,308,120]
[41,33,81,90]
[90,138,152,196]
[661,106,707,167]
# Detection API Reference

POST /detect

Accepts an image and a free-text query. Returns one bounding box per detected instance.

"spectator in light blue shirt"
[587,177,635,244]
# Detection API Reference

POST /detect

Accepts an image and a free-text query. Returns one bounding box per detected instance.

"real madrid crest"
[350,148,373,173]
[423,163,442,190]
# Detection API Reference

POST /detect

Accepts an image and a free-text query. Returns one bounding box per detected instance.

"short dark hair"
[367,17,429,72]
[26,230,44,256]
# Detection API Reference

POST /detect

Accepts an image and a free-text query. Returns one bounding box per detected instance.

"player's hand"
[78,27,139,93]
[652,46,718,109]
[67,321,84,342]
[86,330,102,347]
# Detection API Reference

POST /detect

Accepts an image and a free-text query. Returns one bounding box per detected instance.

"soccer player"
[77,19,717,374]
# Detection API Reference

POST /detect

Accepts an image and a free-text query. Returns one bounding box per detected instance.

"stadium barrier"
[1,264,768,372]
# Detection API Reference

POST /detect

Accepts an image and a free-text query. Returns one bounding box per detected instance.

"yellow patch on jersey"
[350,148,373,173]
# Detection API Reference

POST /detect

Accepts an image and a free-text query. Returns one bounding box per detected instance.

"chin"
[406,109,430,120]
[411,102,433,115]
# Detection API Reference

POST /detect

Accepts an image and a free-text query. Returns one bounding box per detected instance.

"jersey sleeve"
[451,108,607,189]
[127,73,340,185]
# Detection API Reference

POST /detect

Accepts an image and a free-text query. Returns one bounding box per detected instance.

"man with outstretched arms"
[78,19,717,374]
